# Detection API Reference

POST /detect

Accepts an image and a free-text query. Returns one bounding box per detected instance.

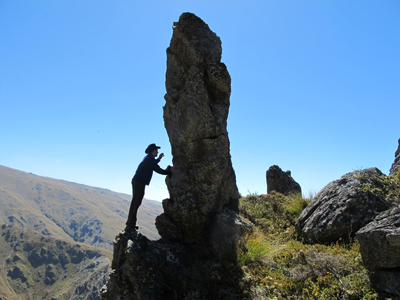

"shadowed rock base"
[101,231,246,300]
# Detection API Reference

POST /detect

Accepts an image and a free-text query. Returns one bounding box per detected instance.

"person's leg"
[126,179,145,229]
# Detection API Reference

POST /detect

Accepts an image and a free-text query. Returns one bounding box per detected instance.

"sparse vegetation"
[238,230,280,266]
[239,191,311,240]
[360,171,400,207]
[237,192,388,299]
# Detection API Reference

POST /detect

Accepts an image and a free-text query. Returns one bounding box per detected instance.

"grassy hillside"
[237,192,394,299]
[0,224,112,300]
[0,165,162,249]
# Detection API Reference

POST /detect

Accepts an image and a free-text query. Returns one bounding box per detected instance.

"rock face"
[295,168,391,244]
[356,207,400,296]
[102,226,247,300]
[156,12,240,248]
[369,271,400,297]
[266,165,302,196]
[389,138,400,176]
[356,207,400,270]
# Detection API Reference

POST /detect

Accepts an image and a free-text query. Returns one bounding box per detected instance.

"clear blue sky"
[1,1,399,201]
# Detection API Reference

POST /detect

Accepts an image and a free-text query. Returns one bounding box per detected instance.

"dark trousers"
[126,179,145,228]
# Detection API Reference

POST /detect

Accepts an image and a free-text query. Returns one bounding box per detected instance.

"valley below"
[0,165,162,300]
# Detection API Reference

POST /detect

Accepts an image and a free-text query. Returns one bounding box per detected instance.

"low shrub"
[283,193,312,219]
[238,230,279,266]
[239,192,311,240]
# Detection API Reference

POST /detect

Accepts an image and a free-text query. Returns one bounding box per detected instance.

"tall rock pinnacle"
[101,14,249,299]
[156,12,239,247]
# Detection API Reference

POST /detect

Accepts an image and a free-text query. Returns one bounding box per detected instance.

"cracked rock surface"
[356,207,400,271]
[295,168,391,244]
[156,12,240,248]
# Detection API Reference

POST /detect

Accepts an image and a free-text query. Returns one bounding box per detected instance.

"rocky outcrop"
[266,165,302,196]
[389,138,400,176]
[7,266,28,282]
[101,13,252,300]
[101,231,246,300]
[156,12,240,249]
[295,168,391,244]
[101,209,251,300]
[356,207,400,296]
[71,218,105,246]
[356,207,400,271]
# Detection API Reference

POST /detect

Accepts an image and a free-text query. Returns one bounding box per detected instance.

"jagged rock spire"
[389,138,400,176]
[156,12,239,247]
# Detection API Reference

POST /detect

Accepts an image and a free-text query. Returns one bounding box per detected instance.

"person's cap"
[145,143,161,154]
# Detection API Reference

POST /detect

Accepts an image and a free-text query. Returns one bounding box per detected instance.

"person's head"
[145,143,161,157]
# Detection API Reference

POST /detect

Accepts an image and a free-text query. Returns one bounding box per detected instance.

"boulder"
[356,207,400,271]
[156,12,240,247]
[295,168,391,244]
[389,138,400,177]
[266,165,302,196]
[356,207,400,296]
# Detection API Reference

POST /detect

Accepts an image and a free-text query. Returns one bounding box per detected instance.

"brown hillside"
[0,224,111,300]
[0,165,162,249]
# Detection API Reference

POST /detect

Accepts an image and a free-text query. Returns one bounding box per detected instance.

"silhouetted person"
[125,143,174,233]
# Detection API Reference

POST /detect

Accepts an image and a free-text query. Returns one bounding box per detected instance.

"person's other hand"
[170,166,175,172]
[159,153,165,160]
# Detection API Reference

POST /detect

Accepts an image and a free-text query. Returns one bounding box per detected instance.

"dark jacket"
[133,154,171,185]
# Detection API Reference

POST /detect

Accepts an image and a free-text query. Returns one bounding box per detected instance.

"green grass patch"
[237,192,385,299]
[283,193,312,218]
[238,230,280,266]
[239,192,311,241]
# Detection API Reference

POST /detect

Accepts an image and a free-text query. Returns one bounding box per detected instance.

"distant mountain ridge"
[0,165,162,248]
